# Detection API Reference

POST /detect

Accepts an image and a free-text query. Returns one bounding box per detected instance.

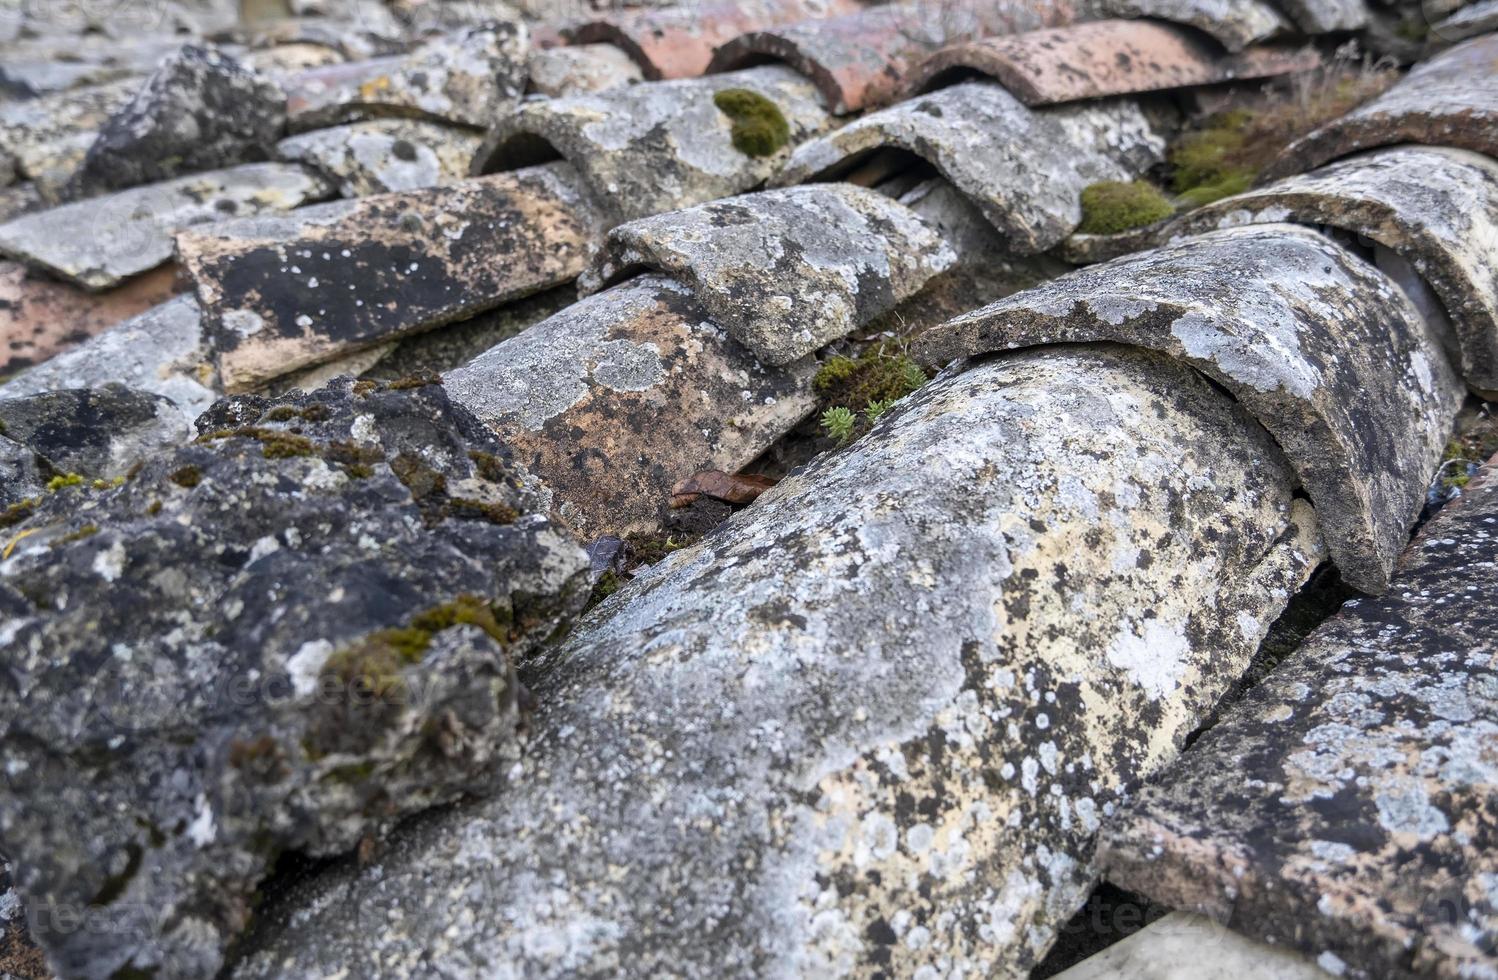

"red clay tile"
[909,20,1321,105]
[0,262,182,376]
[707,0,1081,113]
[563,0,862,80]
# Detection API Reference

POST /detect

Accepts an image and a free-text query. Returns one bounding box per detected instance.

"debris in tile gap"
[670,469,777,508]
[0,378,588,980]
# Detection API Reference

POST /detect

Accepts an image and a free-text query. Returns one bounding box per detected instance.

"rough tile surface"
[476,65,833,223]
[2,296,218,421]
[915,224,1463,594]
[0,262,181,375]
[0,378,588,980]
[0,383,190,480]
[1052,912,1336,980]
[276,118,484,196]
[179,162,604,390]
[565,0,860,80]
[0,79,137,200]
[446,274,816,536]
[581,184,956,365]
[235,345,1324,979]
[1098,0,1288,51]
[775,82,1165,254]
[1264,32,1498,181]
[526,42,644,97]
[1098,456,1498,980]
[909,21,1321,105]
[0,162,332,290]
[1167,147,1498,394]
[73,44,287,194]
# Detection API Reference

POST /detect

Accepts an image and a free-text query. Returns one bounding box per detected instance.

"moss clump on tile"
[1077,181,1175,235]
[169,465,202,488]
[45,473,84,492]
[197,426,317,459]
[322,595,506,700]
[714,89,790,158]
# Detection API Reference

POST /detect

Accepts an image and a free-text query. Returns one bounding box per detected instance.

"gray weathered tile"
[277,118,483,196]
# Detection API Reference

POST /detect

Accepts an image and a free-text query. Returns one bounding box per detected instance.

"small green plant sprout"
[713,89,791,157]
[864,399,894,425]
[1077,181,1175,235]
[821,406,856,445]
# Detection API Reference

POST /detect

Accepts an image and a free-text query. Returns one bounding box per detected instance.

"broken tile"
[0,162,333,291]
[179,162,605,390]
[283,23,527,131]
[0,262,181,375]
[73,45,288,195]
[908,21,1321,106]
[1098,0,1289,52]
[475,65,834,223]
[581,184,956,365]
[0,78,137,200]
[1097,454,1498,980]
[1165,146,1498,395]
[445,274,816,537]
[276,118,483,196]
[0,383,190,480]
[774,82,1165,254]
[526,42,644,97]
[706,0,1073,115]
[1052,912,1337,980]
[235,344,1325,978]
[1263,32,1498,181]
[0,378,588,980]
[563,0,861,81]
[2,296,218,421]
[915,224,1464,593]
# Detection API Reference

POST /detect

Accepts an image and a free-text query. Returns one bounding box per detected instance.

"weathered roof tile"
[1098,453,1498,980]
[276,118,484,195]
[562,0,861,80]
[915,224,1464,593]
[475,65,834,223]
[180,162,604,389]
[909,20,1321,105]
[1098,0,1289,51]
[446,274,815,536]
[580,184,956,365]
[1167,146,1498,395]
[1263,31,1498,181]
[774,81,1165,254]
[525,42,644,97]
[0,162,333,291]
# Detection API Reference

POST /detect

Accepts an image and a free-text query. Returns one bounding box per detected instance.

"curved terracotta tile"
[1263,31,1498,181]
[908,20,1321,105]
[707,0,1081,114]
[565,0,861,81]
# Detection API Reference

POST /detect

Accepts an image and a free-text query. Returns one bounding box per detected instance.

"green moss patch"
[322,595,507,701]
[714,89,790,158]
[1077,181,1174,235]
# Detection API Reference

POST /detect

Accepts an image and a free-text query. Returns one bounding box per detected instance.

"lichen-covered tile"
[0,378,588,980]
[180,162,606,390]
[445,274,815,536]
[276,118,484,196]
[0,162,333,291]
[775,81,1165,254]
[707,0,1075,115]
[283,23,527,131]
[0,78,137,200]
[581,184,956,365]
[915,224,1463,594]
[233,344,1325,978]
[0,261,181,375]
[71,45,287,195]
[909,20,1321,106]
[563,0,861,80]
[1263,32,1498,181]
[1166,147,1498,394]
[526,43,644,97]
[0,384,190,480]
[1051,911,1337,979]
[2,296,218,421]
[1098,0,1288,51]
[1097,455,1498,980]
[1430,0,1498,43]
[0,34,183,96]
[475,65,834,223]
